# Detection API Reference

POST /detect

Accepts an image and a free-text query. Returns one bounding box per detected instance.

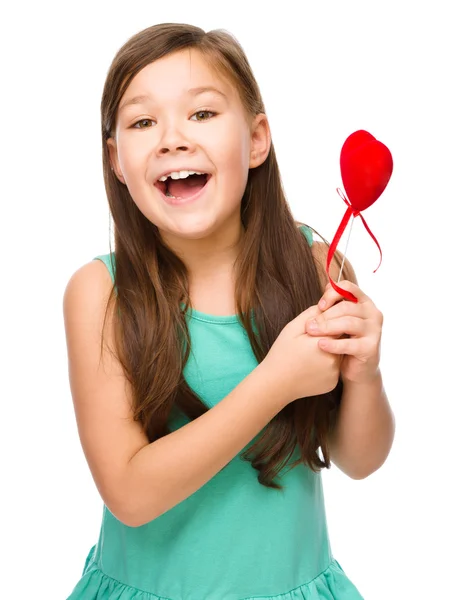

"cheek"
[117,135,150,177]
[208,115,250,164]
[214,130,250,174]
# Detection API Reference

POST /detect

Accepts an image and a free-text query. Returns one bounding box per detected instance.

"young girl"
[63,23,394,600]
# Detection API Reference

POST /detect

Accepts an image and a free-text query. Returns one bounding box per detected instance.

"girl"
[63,23,394,600]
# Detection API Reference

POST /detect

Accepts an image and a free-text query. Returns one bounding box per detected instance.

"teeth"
[158,170,206,182]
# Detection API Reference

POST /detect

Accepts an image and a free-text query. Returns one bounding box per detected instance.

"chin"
[159,217,220,241]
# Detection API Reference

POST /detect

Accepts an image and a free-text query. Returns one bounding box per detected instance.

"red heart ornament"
[340,130,393,211]
[326,130,393,303]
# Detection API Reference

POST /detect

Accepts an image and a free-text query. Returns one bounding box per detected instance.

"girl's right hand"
[260,305,342,407]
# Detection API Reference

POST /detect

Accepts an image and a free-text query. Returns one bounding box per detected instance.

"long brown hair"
[100,23,342,489]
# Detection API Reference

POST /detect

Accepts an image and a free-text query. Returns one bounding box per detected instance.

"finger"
[313,300,367,322]
[320,280,366,306]
[319,295,382,331]
[317,336,364,355]
[319,280,370,311]
[307,316,366,337]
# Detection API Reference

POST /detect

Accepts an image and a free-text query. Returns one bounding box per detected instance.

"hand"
[305,280,383,385]
[261,305,342,406]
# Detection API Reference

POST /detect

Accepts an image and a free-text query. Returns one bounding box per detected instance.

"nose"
[155,120,193,156]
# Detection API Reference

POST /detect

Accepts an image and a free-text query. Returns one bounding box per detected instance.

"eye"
[132,119,155,129]
[191,110,216,122]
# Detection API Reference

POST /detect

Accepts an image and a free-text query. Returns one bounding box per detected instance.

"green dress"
[67,226,364,600]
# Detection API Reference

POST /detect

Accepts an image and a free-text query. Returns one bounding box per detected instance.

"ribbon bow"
[326,130,393,303]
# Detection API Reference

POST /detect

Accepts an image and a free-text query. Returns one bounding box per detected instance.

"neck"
[160,220,245,282]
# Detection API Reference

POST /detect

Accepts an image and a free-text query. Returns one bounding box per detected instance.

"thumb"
[286,304,321,335]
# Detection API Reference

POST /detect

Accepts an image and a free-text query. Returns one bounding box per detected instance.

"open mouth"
[154,173,211,203]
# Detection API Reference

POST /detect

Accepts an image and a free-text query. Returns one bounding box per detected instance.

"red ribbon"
[326,188,382,303]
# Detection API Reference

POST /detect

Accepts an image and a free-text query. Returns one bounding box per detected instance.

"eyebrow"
[119,86,228,111]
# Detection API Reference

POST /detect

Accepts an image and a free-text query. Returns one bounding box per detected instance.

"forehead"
[120,49,235,106]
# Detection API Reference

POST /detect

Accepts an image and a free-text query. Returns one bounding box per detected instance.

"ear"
[106,138,126,184]
[249,113,271,169]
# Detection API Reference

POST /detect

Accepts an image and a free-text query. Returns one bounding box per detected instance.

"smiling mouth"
[154,173,211,201]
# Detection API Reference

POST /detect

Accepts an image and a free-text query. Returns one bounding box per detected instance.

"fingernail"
[309,319,319,331]
[319,299,326,309]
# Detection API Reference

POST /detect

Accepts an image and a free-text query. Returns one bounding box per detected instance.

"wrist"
[254,361,292,412]
[342,368,382,390]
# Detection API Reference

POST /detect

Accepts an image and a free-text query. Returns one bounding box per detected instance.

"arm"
[308,241,395,479]
[329,370,394,479]
[126,368,283,524]
[63,261,288,528]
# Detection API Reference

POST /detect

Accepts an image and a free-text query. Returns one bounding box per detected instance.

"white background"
[1,1,462,598]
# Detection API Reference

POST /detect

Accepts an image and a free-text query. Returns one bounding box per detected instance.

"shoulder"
[295,223,357,285]
[62,257,115,334]
[63,256,114,300]
[311,241,357,286]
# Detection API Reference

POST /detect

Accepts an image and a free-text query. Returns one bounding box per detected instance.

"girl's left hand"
[305,280,383,385]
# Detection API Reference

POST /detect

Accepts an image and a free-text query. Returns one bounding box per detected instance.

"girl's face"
[108,49,270,246]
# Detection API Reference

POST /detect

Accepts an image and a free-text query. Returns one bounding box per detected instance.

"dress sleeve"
[298,224,313,247]
[93,253,116,284]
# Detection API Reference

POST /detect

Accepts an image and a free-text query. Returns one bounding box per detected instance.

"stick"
[337,214,355,282]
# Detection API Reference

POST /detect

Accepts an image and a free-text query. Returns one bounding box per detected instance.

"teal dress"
[67,226,364,600]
